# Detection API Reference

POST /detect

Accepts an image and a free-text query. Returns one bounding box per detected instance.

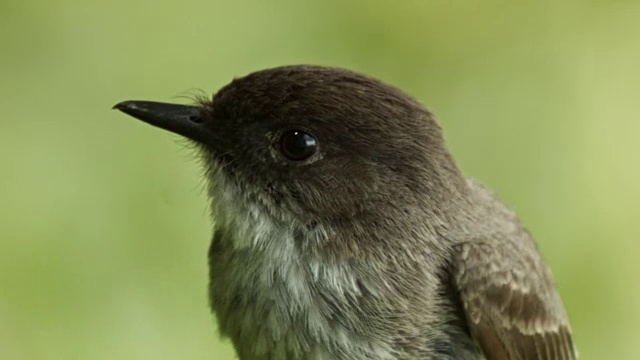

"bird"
[114,65,578,360]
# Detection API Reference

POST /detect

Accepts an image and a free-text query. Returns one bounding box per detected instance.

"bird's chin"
[202,157,279,221]
[199,151,324,248]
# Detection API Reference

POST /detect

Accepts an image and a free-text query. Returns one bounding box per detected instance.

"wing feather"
[452,234,578,360]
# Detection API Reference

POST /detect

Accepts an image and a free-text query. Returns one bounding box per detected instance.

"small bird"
[114,65,577,360]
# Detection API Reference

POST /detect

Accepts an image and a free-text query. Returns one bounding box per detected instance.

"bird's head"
[115,66,466,242]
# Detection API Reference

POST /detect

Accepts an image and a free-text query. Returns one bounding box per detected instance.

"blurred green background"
[1,0,638,359]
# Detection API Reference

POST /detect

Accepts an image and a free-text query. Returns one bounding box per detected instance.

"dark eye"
[279,129,318,161]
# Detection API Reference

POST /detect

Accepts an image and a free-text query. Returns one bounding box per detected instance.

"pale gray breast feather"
[206,169,399,359]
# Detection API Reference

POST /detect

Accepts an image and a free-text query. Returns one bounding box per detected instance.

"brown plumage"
[114,65,578,359]
[453,183,576,360]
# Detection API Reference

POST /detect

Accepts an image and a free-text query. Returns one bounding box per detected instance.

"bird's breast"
[206,215,399,360]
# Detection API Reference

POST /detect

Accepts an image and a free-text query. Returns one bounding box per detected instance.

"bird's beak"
[113,100,211,144]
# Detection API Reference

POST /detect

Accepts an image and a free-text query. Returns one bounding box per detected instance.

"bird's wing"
[451,233,578,360]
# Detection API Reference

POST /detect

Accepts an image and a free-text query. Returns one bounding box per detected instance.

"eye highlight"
[279,129,318,161]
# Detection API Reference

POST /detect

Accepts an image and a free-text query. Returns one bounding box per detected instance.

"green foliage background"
[1,0,638,359]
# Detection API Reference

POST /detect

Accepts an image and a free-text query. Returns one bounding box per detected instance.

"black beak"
[113,100,211,144]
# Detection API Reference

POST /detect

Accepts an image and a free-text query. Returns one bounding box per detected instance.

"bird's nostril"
[189,115,203,123]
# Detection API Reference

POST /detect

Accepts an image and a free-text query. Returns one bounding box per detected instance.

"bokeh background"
[1,0,638,359]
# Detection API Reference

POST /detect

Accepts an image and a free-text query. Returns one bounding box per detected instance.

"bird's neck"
[208,216,403,359]
[204,167,475,359]
[206,199,476,359]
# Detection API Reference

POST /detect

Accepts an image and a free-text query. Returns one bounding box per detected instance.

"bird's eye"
[279,129,318,161]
